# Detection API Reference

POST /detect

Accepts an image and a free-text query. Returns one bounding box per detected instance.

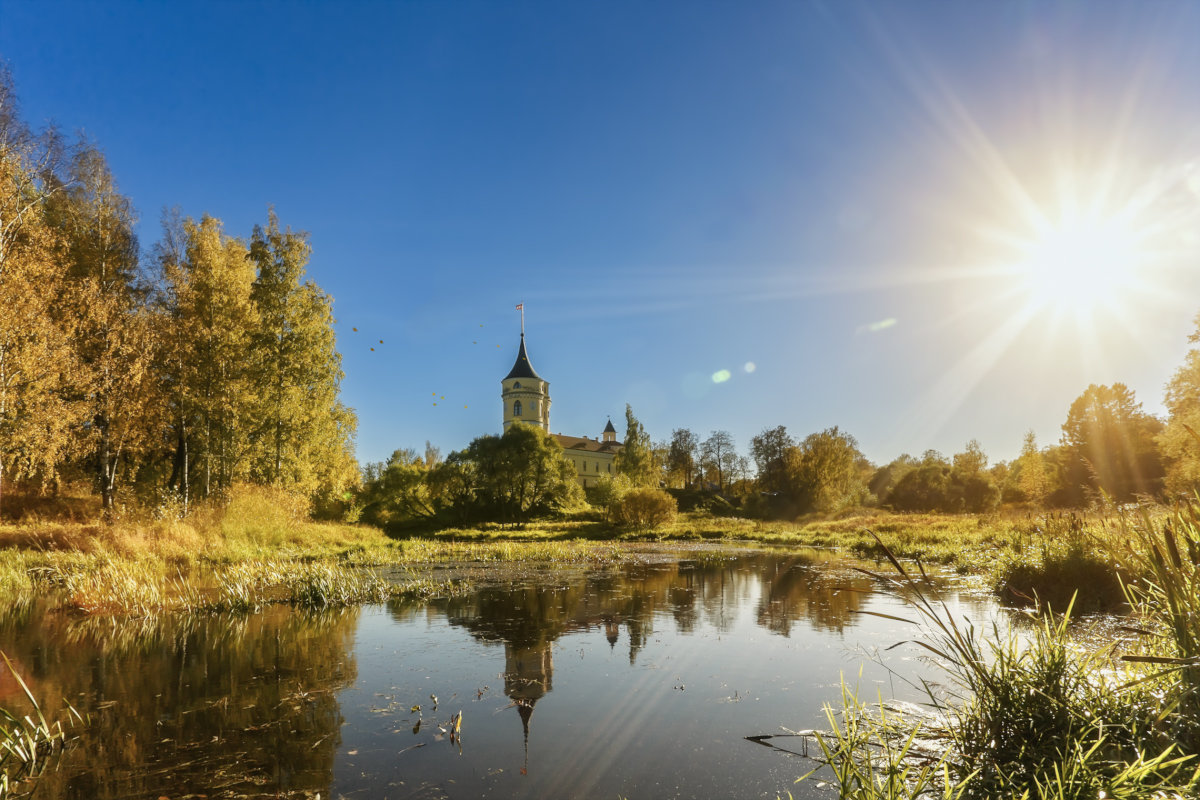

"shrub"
[609,487,677,531]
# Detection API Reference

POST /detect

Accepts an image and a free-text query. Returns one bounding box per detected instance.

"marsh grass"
[802,534,1200,799]
[992,513,1128,613]
[1111,503,1200,749]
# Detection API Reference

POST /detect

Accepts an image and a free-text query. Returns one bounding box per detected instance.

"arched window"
[513,381,522,389]
[513,400,522,417]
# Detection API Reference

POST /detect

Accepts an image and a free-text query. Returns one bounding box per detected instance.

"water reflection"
[0,604,358,798]
[0,548,987,800]
[396,549,890,781]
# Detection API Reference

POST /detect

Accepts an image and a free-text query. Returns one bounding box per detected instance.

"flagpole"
[518,303,525,335]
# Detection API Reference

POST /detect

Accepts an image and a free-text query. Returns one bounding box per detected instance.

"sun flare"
[1014,212,1144,316]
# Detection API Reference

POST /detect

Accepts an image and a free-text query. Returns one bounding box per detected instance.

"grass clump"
[992,513,1127,613]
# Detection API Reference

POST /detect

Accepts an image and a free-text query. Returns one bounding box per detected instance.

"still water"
[1,547,999,799]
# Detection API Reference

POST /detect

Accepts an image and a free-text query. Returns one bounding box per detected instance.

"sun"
[1013,211,1144,316]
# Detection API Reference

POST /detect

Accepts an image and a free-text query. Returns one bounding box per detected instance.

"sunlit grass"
[801,531,1200,799]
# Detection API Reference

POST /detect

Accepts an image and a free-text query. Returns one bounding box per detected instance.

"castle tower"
[502,334,550,432]
[602,418,617,443]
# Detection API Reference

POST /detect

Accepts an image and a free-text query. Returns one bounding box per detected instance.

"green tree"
[870,454,917,504]
[889,451,952,512]
[1061,383,1164,504]
[614,403,655,486]
[459,423,582,525]
[750,425,794,495]
[359,448,437,528]
[1160,313,1200,495]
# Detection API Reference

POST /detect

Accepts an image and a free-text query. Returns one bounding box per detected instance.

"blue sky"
[4,0,1200,468]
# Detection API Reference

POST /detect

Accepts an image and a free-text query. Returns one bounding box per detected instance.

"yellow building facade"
[501,334,622,488]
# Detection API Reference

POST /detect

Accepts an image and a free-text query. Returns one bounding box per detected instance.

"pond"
[0,547,1001,799]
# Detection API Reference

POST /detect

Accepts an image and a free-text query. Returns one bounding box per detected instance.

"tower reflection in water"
[439,550,879,773]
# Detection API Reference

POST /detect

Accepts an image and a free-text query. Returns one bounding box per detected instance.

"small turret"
[602,418,617,443]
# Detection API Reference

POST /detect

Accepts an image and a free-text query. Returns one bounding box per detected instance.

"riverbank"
[0,487,1146,615]
[1,488,1197,799]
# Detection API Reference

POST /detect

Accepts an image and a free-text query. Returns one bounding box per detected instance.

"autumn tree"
[785,427,867,513]
[159,215,258,499]
[0,74,84,516]
[1160,313,1200,495]
[701,430,737,493]
[247,211,357,499]
[1011,430,1049,505]
[45,144,161,510]
[666,428,699,488]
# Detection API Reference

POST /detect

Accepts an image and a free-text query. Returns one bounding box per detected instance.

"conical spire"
[504,334,542,380]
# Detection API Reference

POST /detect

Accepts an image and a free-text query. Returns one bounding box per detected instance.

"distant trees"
[1009,431,1049,505]
[885,445,999,513]
[750,425,793,495]
[360,424,581,528]
[786,427,870,513]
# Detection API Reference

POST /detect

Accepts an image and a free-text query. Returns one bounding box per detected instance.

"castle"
[501,333,622,488]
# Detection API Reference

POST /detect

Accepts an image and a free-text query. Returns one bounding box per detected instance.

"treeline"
[365,315,1200,526]
[0,72,356,518]
[653,329,1200,515]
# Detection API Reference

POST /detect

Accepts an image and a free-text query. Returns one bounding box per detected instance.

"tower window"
[513,400,522,417]
[513,381,521,389]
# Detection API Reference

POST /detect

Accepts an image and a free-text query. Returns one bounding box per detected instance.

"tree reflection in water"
[0,604,358,799]
[0,549,973,799]
[429,548,883,775]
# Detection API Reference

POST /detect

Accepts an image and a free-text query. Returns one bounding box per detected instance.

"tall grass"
[803,535,1199,800]
[1113,502,1200,749]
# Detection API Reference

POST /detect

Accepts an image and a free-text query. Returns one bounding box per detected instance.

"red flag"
[515,303,523,311]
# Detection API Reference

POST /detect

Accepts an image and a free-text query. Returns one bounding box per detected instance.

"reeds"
[803,534,1200,799]
[0,652,81,797]
[1113,502,1200,748]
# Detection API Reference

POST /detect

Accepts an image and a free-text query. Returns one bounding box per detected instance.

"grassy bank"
[0,485,631,617]
[0,486,1153,615]
[800,504,1200,799]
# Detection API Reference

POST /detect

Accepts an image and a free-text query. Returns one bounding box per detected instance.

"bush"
[609,487,677,531]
